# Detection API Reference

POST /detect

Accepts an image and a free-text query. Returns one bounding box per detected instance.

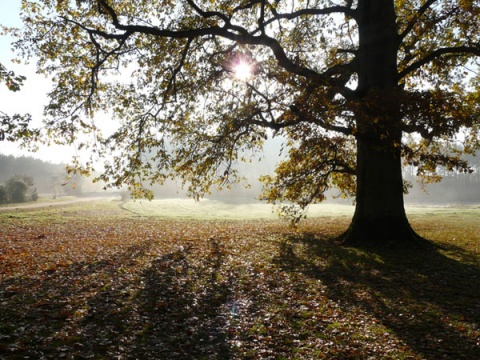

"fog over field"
[1,147,480,210]
[122,198,354,220]
[121,197,480,223]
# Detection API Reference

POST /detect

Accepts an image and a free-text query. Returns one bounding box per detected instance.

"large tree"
[9,0,480,245]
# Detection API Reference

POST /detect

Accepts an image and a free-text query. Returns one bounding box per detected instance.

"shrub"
[4,175,35,203]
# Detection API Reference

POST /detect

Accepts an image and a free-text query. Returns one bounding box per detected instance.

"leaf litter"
[0,201,479,359]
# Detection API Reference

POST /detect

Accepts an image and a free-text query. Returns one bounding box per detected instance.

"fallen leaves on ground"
[0,201,479,359]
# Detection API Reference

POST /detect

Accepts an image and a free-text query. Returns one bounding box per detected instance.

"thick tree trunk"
[341,133,422,246]
[341,0,424,246]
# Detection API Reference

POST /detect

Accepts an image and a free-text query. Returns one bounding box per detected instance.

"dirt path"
[0,196,117,212]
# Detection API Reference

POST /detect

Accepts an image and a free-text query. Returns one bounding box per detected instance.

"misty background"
[2,148,480,206]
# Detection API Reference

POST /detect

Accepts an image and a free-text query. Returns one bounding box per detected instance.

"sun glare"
[233,61,252,81]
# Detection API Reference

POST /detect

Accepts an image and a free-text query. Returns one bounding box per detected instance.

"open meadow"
[0,198,479,359]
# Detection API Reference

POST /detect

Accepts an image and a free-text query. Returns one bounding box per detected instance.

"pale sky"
[0,0,76,164]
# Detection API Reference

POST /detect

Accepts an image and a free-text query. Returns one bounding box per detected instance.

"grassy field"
[0,199,479,359]
[122,198,356,220]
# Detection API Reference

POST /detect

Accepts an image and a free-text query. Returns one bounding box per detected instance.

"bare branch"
[98,0,122,27]
[399,46,480,80]
[265,5,357,28]
[165,37,193,102]
[398,0,438,42]
[185,0,230,23]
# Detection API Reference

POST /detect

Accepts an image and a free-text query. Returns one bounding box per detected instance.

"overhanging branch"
[92,0,351,89]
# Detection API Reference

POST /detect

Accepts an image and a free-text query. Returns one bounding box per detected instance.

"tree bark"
[341,0,424,246]
[341,132,422,246]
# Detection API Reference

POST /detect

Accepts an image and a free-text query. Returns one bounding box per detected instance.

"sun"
[233,61,252,81]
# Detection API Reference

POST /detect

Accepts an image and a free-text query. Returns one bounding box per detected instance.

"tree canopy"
[6,0,480,244]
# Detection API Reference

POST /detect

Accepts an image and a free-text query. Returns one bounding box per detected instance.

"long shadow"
[275,233,480,359]
[126,239,233,359]
[0,237,234,359]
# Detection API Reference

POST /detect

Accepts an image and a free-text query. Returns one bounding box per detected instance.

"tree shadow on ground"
[0,237,233,359]
[274,233,480,359]
[0,240,155,358]
[125,239,233,359]
[1,218,479,359]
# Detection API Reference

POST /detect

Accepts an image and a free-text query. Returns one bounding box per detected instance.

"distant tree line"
[403,154,480,204]
[0,155,66,193]
[1,153,478,204]
[0,154,86,197]
[0,154,113,197]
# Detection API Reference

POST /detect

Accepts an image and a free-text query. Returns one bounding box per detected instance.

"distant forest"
[404,170,480,205]
[0,154,79,196]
